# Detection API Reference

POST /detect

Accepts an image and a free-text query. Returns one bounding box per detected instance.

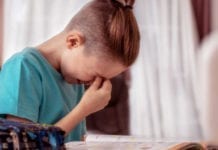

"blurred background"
[0,0,218,142]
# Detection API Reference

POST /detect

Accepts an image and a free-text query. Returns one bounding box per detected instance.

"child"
[0,0,140,142]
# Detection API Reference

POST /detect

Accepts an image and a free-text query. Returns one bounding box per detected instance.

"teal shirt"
[0,47,86,142]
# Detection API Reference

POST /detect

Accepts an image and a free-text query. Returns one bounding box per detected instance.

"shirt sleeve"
[0,56,42,122]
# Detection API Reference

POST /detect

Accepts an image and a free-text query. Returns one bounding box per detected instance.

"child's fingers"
[101,79,112,91]
[89,77,102,90]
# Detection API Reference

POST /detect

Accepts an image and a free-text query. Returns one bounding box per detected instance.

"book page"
[66,141,181,150]
[65,134,204,150]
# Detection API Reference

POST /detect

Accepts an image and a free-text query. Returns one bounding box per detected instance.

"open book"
[65,134,217,150]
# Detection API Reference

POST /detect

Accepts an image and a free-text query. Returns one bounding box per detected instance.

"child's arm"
[55,77,112,135]
[6,77,112,137]
[6,115,33,123]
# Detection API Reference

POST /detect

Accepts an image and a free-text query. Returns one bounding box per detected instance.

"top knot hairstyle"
[112,0,134,9]
[65,0,140,67]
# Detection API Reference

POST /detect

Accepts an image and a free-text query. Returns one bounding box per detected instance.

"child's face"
[60,46,127,84]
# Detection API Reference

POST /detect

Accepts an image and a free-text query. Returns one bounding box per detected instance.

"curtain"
[198,0,218,143]
[3,0,89,62]
[199,32,218,143]
[0,0,3,65]
[129,0,202,139]
[212,0,218,31]
[191,0,211,41]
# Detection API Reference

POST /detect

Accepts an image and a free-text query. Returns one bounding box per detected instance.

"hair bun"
[113,0,135,9]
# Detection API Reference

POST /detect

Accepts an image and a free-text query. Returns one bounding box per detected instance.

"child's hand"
[78,77,112,116]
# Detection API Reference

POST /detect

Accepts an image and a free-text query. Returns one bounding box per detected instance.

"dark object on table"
[0,118,65,149]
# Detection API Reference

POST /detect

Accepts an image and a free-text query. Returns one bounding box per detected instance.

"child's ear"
[66,32,84,49]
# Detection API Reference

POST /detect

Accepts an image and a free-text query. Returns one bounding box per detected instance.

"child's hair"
[64,0,140,67]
